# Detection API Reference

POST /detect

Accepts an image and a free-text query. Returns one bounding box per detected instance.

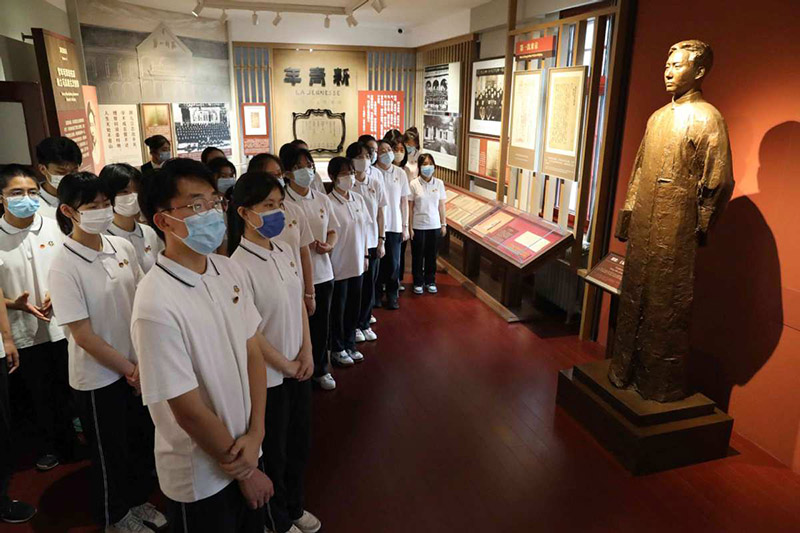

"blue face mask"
[170,208,226,255]
[250,209,285,239]
[217,177,235,193]
[405,144,417,156]
[291,168,314,188]
[158,151,171,163]
[370,151,378,165]
[6,196,40,219]
[420,165,435,178]
[379,152,394,167]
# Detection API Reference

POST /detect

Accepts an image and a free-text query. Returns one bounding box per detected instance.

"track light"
[372,0,385,13]
[191,1,203,17]
[273,12,282,26]
[219,9,227,23]
[252,11,259,25]
[346,14,358,27]
[324,15,330,28]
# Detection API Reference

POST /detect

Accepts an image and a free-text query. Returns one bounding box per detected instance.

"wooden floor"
[8,273,800,532]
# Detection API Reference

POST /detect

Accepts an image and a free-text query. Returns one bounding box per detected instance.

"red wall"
[598,0,800,471]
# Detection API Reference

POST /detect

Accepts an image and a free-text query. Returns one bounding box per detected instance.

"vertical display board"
[240,103,269,156]
[82,86,105,172]
[469,58,504,137]
[541,66,588,180]
[272,49,367,155]
[467,135,501,182]
[100,105,143,166]
[507,70,543,171]
[358,91,404,138]
[32,28,93,171]
[171,103,232,160]
[140,103,175,158]
[423,62,462,172]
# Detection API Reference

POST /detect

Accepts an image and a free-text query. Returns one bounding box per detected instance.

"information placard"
[508,70,543,171]
[358,91,404,138]
[241,103,269,156]
[467,135,501,182]
[100,105,143,167]
[541,66,588,180]
[584,252,626,295]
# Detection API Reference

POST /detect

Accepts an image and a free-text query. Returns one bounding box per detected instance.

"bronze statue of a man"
[609,40,734,402]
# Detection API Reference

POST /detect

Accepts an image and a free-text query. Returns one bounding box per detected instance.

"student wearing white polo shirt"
[346,142,386,343]
[281,145,341,391]
[132,159,272,533]
[248,153,315,312]
[374,140,410,310]
[409,154,448,294]
[227,172,321,533]
[35,137,82,220]
[328,157,371,367]
[403,128,421,183]
[100,163,163,273]
[48,172,167,533]
[289,140,326,193]
[0,164,73,473]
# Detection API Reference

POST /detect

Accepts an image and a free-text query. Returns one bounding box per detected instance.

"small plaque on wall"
[541,66,588,181]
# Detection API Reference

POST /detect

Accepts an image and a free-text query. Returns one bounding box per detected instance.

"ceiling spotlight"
[219,9,227,23]
[324,15,330,29]
[191,1,203,17]
[346,14,358,27]
[372,0,385,13]
[252,11,259,25]
[273,12,282,26]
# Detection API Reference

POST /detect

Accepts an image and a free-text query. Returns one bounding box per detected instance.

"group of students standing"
[0,125,447,533]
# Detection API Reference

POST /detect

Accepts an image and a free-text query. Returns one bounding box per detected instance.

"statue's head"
[664,40,713,96]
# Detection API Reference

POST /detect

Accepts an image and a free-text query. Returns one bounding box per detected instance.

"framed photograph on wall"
[171,102,232,161]
[423,63,461,114]
[541,66,588,181]
[422,113,460,171]
[140,103,174,159]
[508,70,544,171]
[469,58,505,137]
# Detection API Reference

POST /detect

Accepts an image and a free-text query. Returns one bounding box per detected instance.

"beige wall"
[1,0,72,82]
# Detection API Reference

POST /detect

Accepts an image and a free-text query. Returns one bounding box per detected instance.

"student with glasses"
[48,172,167,533]
[0,164,73,473]
[132,159,273,532]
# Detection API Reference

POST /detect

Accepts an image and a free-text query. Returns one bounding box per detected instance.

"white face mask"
[393,151,404,163]
[77,207,114,234]
[337,174,355,191]
[114,193,140,217]
[353,158,368,173]
[48,173,66,188]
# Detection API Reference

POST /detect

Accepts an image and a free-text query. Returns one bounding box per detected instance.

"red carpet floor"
[6,273,800,532]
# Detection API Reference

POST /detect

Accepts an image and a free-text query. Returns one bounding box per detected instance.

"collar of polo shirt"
[63,235,117,263]
[238,238,284,262]
[155,253,221,288]
[0,213,43,235]
[107,221,144,239]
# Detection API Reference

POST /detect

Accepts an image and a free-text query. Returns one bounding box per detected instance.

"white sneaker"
[413,285,424,294]
[363,328,378,341]
[287,526,304,533]
[355,329,366,343]
[399,284,406,292]
[130,503,167,530]
[106,511,152,533]
[370,315,377,324]
[331,351,354,367]
[293,510,322,533]
[426,284,438,294]
[347,349,364,363]
[314,373,336,390]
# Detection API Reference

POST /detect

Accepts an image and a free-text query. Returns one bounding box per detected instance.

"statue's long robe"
[609,90,734,402]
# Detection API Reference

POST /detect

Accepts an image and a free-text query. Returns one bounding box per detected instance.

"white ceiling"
[123,0,492,30]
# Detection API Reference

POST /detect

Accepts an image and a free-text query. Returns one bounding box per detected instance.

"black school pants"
[263,379,312,533]
[15,340,73,459]
[376,231,402,303]
[411,229,441,287]
[75,377,155,527]
[330,275,363,353]
[168,472,265,533]
[0,360,13,513]
[357,247,381,331]
[309,280,334,378]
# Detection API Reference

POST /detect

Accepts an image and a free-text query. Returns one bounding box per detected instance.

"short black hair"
[144,135,170,154]
[0,164,39,191]
[201,146,225,165]
[327,157,354,183]
[99,163,142,201]
[55,172,107,235]
[418,152,436,167]
[36,136,82,166]
[290,139,308,148]
[248,153,284,176]
[226,172,285,255]
[345,141,368,160]
[139,158,216,240]
[279,144,313,172]
[208,157,237,178]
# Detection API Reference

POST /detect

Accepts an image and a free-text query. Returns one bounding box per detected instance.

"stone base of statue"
[556,359,733,475]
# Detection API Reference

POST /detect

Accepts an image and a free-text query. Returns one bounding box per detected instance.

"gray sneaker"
[130,503,167,530]
[106,511,153,533]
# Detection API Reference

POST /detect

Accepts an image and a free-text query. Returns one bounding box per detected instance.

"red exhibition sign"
[358,91,404,138]
[515,36,557,59]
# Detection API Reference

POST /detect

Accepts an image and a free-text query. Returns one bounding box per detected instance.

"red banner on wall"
[358,91,404,138]
[515,36,556,59]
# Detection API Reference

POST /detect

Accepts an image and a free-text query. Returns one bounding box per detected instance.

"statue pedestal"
[556,359,733,474]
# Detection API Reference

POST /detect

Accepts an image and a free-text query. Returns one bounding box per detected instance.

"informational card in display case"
[445,188,497,230]
[541,66,588,180]
[508,70,543,171]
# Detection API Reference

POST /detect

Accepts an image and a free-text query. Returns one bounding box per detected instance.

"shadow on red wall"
[689,121,799,410]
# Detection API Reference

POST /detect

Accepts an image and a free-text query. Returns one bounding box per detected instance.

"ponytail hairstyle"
[144,135,169,156]
[0,164,39,217]
[226,172,285,256]
[55,172,107,235]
